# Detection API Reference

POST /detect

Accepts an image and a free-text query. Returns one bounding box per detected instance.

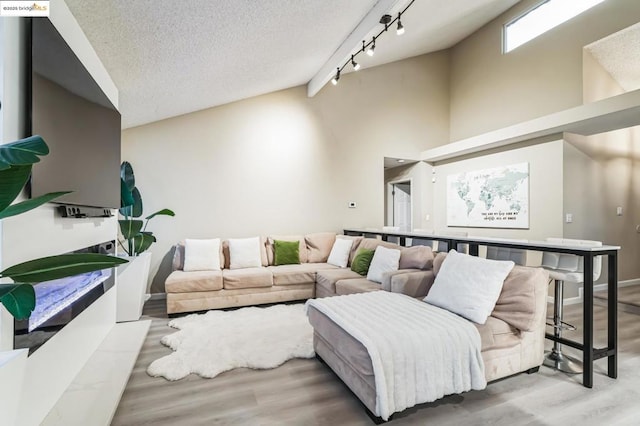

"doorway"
[387,180,412,231]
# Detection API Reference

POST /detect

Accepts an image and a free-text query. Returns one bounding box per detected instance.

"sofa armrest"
[389,270,435,298]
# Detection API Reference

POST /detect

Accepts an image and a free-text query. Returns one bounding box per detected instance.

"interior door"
[393,182,411,231]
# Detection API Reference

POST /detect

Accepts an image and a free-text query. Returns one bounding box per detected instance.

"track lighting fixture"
[331,67,340,85]
[380,14,392,31]
[351,55,360,71]
[366,37,376,56]
[397,13,404,35]
[325,0,414,90]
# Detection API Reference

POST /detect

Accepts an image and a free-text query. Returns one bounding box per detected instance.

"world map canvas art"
[446,162,529,229]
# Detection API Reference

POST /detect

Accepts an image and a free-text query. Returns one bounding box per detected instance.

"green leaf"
[0,164,33,213]
[131,187,143,218]
[120,178,134,208]
[0,253,128,283]
[120,161,135,191]
[132,232,155,255]
[0,283,35,320]
[119,205,132,218]
[0,135,49,171]
[0,191,71,220]
[145,208,175,220]
[119,219,143,239]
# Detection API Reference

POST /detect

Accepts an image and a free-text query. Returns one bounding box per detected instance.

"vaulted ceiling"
[65,0,520,129]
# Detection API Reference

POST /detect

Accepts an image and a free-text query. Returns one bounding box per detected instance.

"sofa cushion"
[351,248,375,276]
[305,232,336,263]
[267,235,308,264]
[222,267,273,289]
[425,250,514,324]
[335,278,381,295]
[474,316,520,352]
[327,238,354,268]
[165,270,223,293]
[336,235,363,265]
[273,239,300,265]
[399,245,434,270]
[367,246,401,283]
[492,265,548,332]
[267,263,337,286]
[172,241,225,271]
[433,252,547,332]
[227,237,263,269]
[357,237,401,252]
[183,238,221,271]
[433,251,447,275]
[222,238,268,269]
[316,269,361,295]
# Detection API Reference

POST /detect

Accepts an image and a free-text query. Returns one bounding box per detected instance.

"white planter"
[0,349,28,426]
[116,252,152,322]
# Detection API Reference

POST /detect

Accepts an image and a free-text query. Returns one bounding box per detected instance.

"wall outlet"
[616,206,623,216]
[565,213,573,223]
[425,214,430,221]
[348,201,356,208]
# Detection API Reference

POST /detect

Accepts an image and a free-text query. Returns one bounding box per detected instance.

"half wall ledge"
[421,88,640,163]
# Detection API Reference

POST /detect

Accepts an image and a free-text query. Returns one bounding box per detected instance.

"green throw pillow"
[351,248,375,276]
[274,240,300,265]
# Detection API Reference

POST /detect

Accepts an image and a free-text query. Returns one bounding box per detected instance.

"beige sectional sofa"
[165,233,435,314]
[307,250,549,419]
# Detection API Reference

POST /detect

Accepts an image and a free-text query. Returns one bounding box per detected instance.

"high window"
[504,0,606,53]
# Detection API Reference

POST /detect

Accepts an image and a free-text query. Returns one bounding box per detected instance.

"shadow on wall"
[150,247,175,294]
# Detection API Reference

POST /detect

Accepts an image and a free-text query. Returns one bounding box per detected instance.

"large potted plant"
[117,161,174,321]
[0,135,127,425]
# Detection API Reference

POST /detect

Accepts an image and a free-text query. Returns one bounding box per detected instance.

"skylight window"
[504,0,607,53]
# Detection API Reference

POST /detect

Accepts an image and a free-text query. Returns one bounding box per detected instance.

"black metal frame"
[344,228,619,389]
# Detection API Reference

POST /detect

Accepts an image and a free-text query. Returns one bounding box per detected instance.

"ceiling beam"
[306,0,404,98]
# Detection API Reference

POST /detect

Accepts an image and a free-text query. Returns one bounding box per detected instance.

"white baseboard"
[547,278,640,305]
[148,293,167,301]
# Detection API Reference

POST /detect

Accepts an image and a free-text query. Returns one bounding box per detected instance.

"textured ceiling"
[65,0,519,129]
[586,22,640,92]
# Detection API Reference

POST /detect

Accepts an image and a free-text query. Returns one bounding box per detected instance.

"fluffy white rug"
[147,304,314,380]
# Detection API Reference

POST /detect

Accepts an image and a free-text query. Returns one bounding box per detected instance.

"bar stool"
[541,237,602,374]
[411,229,447,252]
[486,246,527,265]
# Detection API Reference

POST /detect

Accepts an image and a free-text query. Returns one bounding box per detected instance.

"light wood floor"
[112,298,640,425]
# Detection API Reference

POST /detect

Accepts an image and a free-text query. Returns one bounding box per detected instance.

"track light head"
[351,55,360,71]
[397,13,404,35]
[331,67,340,85]
[366,37,376,56]
[379,14,392,25]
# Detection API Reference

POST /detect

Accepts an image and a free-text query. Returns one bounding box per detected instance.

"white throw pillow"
[327,238,354,268]
[184,238,221,272]
[424,250,515,324]
[366,246,401,283]
[228,237,262,269]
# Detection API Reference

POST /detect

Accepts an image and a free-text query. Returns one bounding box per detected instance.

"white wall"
[432,140,565,241]
[384,162,432,231]
[123,52,450,294]
[449,0,640,141]
[1,1,120,424]
[561,49,640,284]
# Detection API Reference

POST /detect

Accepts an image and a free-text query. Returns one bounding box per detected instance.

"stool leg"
[544,280,583,374]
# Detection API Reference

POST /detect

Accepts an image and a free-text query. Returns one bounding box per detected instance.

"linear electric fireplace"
[14,241,116,354]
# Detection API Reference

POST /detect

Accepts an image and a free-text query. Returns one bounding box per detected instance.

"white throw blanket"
[306,292,486,420]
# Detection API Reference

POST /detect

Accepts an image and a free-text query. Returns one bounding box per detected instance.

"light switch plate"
[348,202,356,208]
[565,213,573,223]
[617,206,623,216]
